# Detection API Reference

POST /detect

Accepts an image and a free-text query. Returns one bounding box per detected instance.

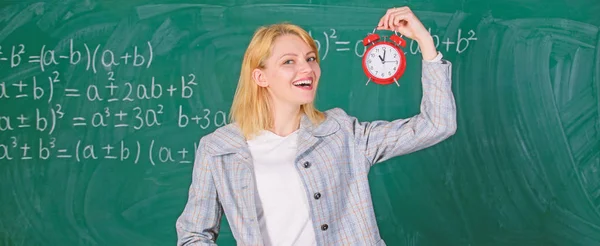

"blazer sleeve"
[176,136,223,245]
[347,57,457,166]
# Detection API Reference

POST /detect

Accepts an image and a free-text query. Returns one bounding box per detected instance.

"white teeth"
[293,79,312,86]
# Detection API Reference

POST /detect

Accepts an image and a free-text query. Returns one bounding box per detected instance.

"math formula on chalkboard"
[0,40,229,166]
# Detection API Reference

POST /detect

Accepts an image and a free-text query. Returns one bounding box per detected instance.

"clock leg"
[393,78,400,87]
[365,77,372,85]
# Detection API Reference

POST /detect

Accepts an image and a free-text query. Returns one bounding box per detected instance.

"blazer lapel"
[206,123,254,169]
[295,112,341,161]
[205,124,265,244]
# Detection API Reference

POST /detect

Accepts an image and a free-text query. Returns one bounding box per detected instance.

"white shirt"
[247,130,317,246]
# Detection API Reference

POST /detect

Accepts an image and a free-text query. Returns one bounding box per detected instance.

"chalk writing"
[310,27,478,60]
[1,48,228,165]
[0,39,154,73]
[0,104,227,132]
[0,137,200,165]
[0,71,200,101]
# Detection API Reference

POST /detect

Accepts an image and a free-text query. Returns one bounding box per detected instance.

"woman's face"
[253,34,321,109]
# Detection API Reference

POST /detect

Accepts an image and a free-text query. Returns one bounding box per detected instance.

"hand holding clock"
[376,6,437,61]
[361,6,436,85]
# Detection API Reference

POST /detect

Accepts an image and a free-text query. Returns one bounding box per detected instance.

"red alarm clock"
[362,29,407,86]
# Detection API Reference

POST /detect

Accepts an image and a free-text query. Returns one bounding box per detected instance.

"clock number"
[393,67,397,71]
[394,53,397,58]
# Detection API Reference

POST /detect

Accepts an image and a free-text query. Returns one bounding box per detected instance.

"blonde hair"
[229,23,325,139]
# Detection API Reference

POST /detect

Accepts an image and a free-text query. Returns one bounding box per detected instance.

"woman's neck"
[269,104,302,137]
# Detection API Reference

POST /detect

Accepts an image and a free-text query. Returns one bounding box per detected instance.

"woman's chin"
[297,97,315,106]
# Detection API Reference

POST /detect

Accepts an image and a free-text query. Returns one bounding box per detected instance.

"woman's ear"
[252,68,268,87]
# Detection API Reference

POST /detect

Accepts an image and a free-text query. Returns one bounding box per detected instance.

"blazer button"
[303,161,311,168]
[321,224,328,231]
[314,192,321,199]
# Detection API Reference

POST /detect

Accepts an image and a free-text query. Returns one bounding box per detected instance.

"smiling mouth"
[292,78,313,88]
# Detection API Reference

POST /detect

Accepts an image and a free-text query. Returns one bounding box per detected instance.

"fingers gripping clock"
[362,29,407,86]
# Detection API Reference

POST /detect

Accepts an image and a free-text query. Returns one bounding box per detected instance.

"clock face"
[364,43,402,79]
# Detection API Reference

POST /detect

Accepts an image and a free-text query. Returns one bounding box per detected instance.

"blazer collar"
[206,112,340,157]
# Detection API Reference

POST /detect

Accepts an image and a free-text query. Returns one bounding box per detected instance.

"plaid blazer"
[176,58,456,246]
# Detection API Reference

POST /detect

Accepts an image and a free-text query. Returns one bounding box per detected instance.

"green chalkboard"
[1,0,599,245]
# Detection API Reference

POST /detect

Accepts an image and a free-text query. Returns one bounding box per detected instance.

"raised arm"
[351,6,457,165]
[346,57,456,166]
[176,136,223,246]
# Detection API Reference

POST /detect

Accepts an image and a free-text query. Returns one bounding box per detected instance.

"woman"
[176,6,456,246]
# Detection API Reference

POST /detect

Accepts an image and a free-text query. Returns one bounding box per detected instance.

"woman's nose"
[298,59,313,73]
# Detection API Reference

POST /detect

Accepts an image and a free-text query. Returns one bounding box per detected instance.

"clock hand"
[384,60,398,63]
[378,54,384,62]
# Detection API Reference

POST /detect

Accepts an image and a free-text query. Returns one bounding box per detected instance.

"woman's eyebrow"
[279,51,316,59]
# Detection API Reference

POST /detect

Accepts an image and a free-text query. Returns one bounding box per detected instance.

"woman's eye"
[307,57,316,62]
[284,59,294,64]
